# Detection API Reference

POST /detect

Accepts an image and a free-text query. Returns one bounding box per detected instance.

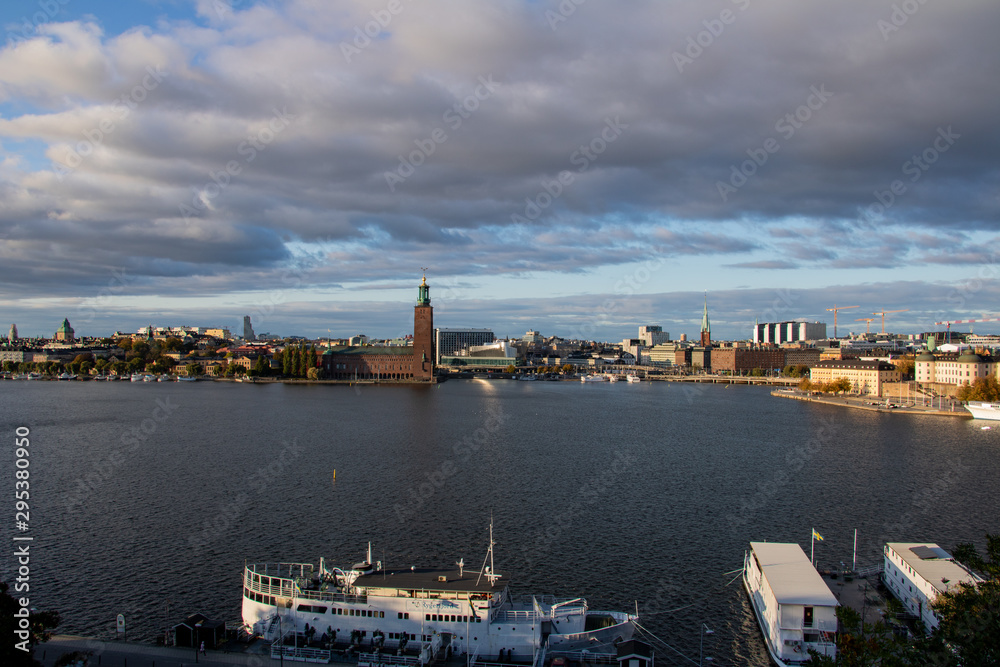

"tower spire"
[700,293,711,347]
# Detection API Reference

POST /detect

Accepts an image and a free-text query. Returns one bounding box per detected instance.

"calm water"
[1,379,997,665]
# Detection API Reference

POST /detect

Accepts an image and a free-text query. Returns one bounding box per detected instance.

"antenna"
[476,515,501,587]
[456,558,465,577]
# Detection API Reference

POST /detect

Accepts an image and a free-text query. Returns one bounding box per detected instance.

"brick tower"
[699,294,711,347]
[413,271,434,381]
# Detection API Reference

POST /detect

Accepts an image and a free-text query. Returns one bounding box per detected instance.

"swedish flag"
[812,529,824,542]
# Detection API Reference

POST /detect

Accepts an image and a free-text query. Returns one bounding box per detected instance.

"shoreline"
[771,389,972,418]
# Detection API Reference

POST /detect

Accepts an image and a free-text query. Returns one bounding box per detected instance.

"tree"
[894,359,915,380]
[185,363,203,377]
[803,605,921,666]
[799,378,812,391]
[307,345,317,373]
[2,361,12,373]
[922,533,1000,666]
[957,376,1000,402]
[307,367,320,380]
[0,581,60,667]
[116,338,133,352]
[505,364,517,374]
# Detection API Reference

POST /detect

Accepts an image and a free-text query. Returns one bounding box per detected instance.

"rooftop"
[355,567,503,594]
[750,542,839,607]
[886,542,982,595]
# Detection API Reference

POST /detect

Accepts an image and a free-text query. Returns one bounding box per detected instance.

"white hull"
[965,402,1000,420]
[242,538,636,664]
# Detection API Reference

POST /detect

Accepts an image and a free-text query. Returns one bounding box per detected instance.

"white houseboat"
[243,527,636,665]
[882,542,982,633]
[743,542,838,666]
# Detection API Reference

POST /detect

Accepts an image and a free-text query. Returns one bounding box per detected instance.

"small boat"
[626,374,640,383]
[965,402,1000,420]
[580,374,606,382]
[608,375,619,382]
[177,376,199,382]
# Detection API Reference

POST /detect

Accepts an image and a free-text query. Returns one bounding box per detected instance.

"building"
[204,328,232,340]
[752,321,827,345]
[647,342,686,366]
[711,348,786,375]
[242,316,256,341]
[522,330,543,344]
[915,351,994,387]
[8,324,17,344]
[691,347,711,372]
[54,318,75,342]
[883,542,982,633]
[810,359,901,395]
[638,325,669,347]
[0,349,26,364]
[440,340,517,370]
[783,347,822,367]
[322,274,434,382]
[744,542,838,664]
[435,328,495,362]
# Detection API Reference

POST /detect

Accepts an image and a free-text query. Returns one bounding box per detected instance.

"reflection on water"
[1,379,996,665]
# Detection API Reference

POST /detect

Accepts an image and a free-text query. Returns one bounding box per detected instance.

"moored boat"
[743,542,838,666]
[243,525,636,664]
[964,401,1000,420]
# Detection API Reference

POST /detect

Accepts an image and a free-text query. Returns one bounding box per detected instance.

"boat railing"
[248,562,317,578]
[297,588,368,604]
[357,652,421,667]
[492,609,542,623]
[547,651,619,665]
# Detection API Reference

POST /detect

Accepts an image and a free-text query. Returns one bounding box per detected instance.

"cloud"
[0,0,998,337]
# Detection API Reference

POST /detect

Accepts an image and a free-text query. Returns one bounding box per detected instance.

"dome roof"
[958,352,983,363]
[915,351,935,362]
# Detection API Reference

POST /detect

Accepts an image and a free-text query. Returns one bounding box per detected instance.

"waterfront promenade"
[771,389,971,418]
[32,635,275,667]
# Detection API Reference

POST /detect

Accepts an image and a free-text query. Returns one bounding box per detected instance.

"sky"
[1,0,999,342]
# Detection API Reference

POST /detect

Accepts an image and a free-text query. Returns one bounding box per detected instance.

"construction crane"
[855,317,876,334]
[825,305,859,338]
[872,309,909,334]
[934,315,1000,343]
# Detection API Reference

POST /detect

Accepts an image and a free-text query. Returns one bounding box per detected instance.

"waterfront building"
[883,543,982,633]
[54,318,75,342]
[0,349,25,363]
[752,321,827,346]
[783,347,822,367]
[810,359,900,395]
[435,328,495,362]
[638,325,669,347]
[242,316,256,341]
[323,274,434,381]
[440,340,517,370]
[691,347,711,372]
[711,348,786,375]
[647,342,685,366]
[915,350,994,387]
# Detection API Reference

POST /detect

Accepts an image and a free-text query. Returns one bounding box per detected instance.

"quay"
[771,389,971,418]
[31,635,274,667]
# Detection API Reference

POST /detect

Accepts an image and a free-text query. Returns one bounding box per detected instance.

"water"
[1,379,997,665]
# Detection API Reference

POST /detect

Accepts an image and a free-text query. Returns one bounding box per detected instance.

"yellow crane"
[825,305,859,338]
[872,309,909,334]
[855,317,876,334]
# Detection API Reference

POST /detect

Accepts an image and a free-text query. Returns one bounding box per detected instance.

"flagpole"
[853,529,857,572]
[811,528,815,566]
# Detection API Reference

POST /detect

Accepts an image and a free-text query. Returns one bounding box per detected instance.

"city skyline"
[1,1,999,341]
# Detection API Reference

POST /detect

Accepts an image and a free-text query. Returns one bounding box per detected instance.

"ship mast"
[477,517,501,587]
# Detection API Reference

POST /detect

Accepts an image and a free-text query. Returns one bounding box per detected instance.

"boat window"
[803,607,814,627]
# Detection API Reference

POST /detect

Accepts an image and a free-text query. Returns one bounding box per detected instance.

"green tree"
[957,376,1000,402]
[0,581,60,667]
[922,533,1000,666]
[117,338,133,352]
[803,605,920,666]
[297,345,307,377]
[307,345,317,373]
[2,360,12,373]
[282,348,291,376]
[185,363,203,377]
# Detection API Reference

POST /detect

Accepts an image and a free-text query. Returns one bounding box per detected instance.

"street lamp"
[699,624,714,666]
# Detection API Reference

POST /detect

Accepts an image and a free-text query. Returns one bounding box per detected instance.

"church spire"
[700,293,711,346]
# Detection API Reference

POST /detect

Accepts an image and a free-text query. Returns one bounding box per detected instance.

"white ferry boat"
[743,542,838,666]
[243,527,636,665]
[580,375,606,382]
[964,401,1000,420]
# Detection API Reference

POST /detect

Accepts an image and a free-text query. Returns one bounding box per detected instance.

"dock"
[771,389,971,418]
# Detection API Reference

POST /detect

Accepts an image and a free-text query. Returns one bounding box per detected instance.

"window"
[804,607,814,627]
